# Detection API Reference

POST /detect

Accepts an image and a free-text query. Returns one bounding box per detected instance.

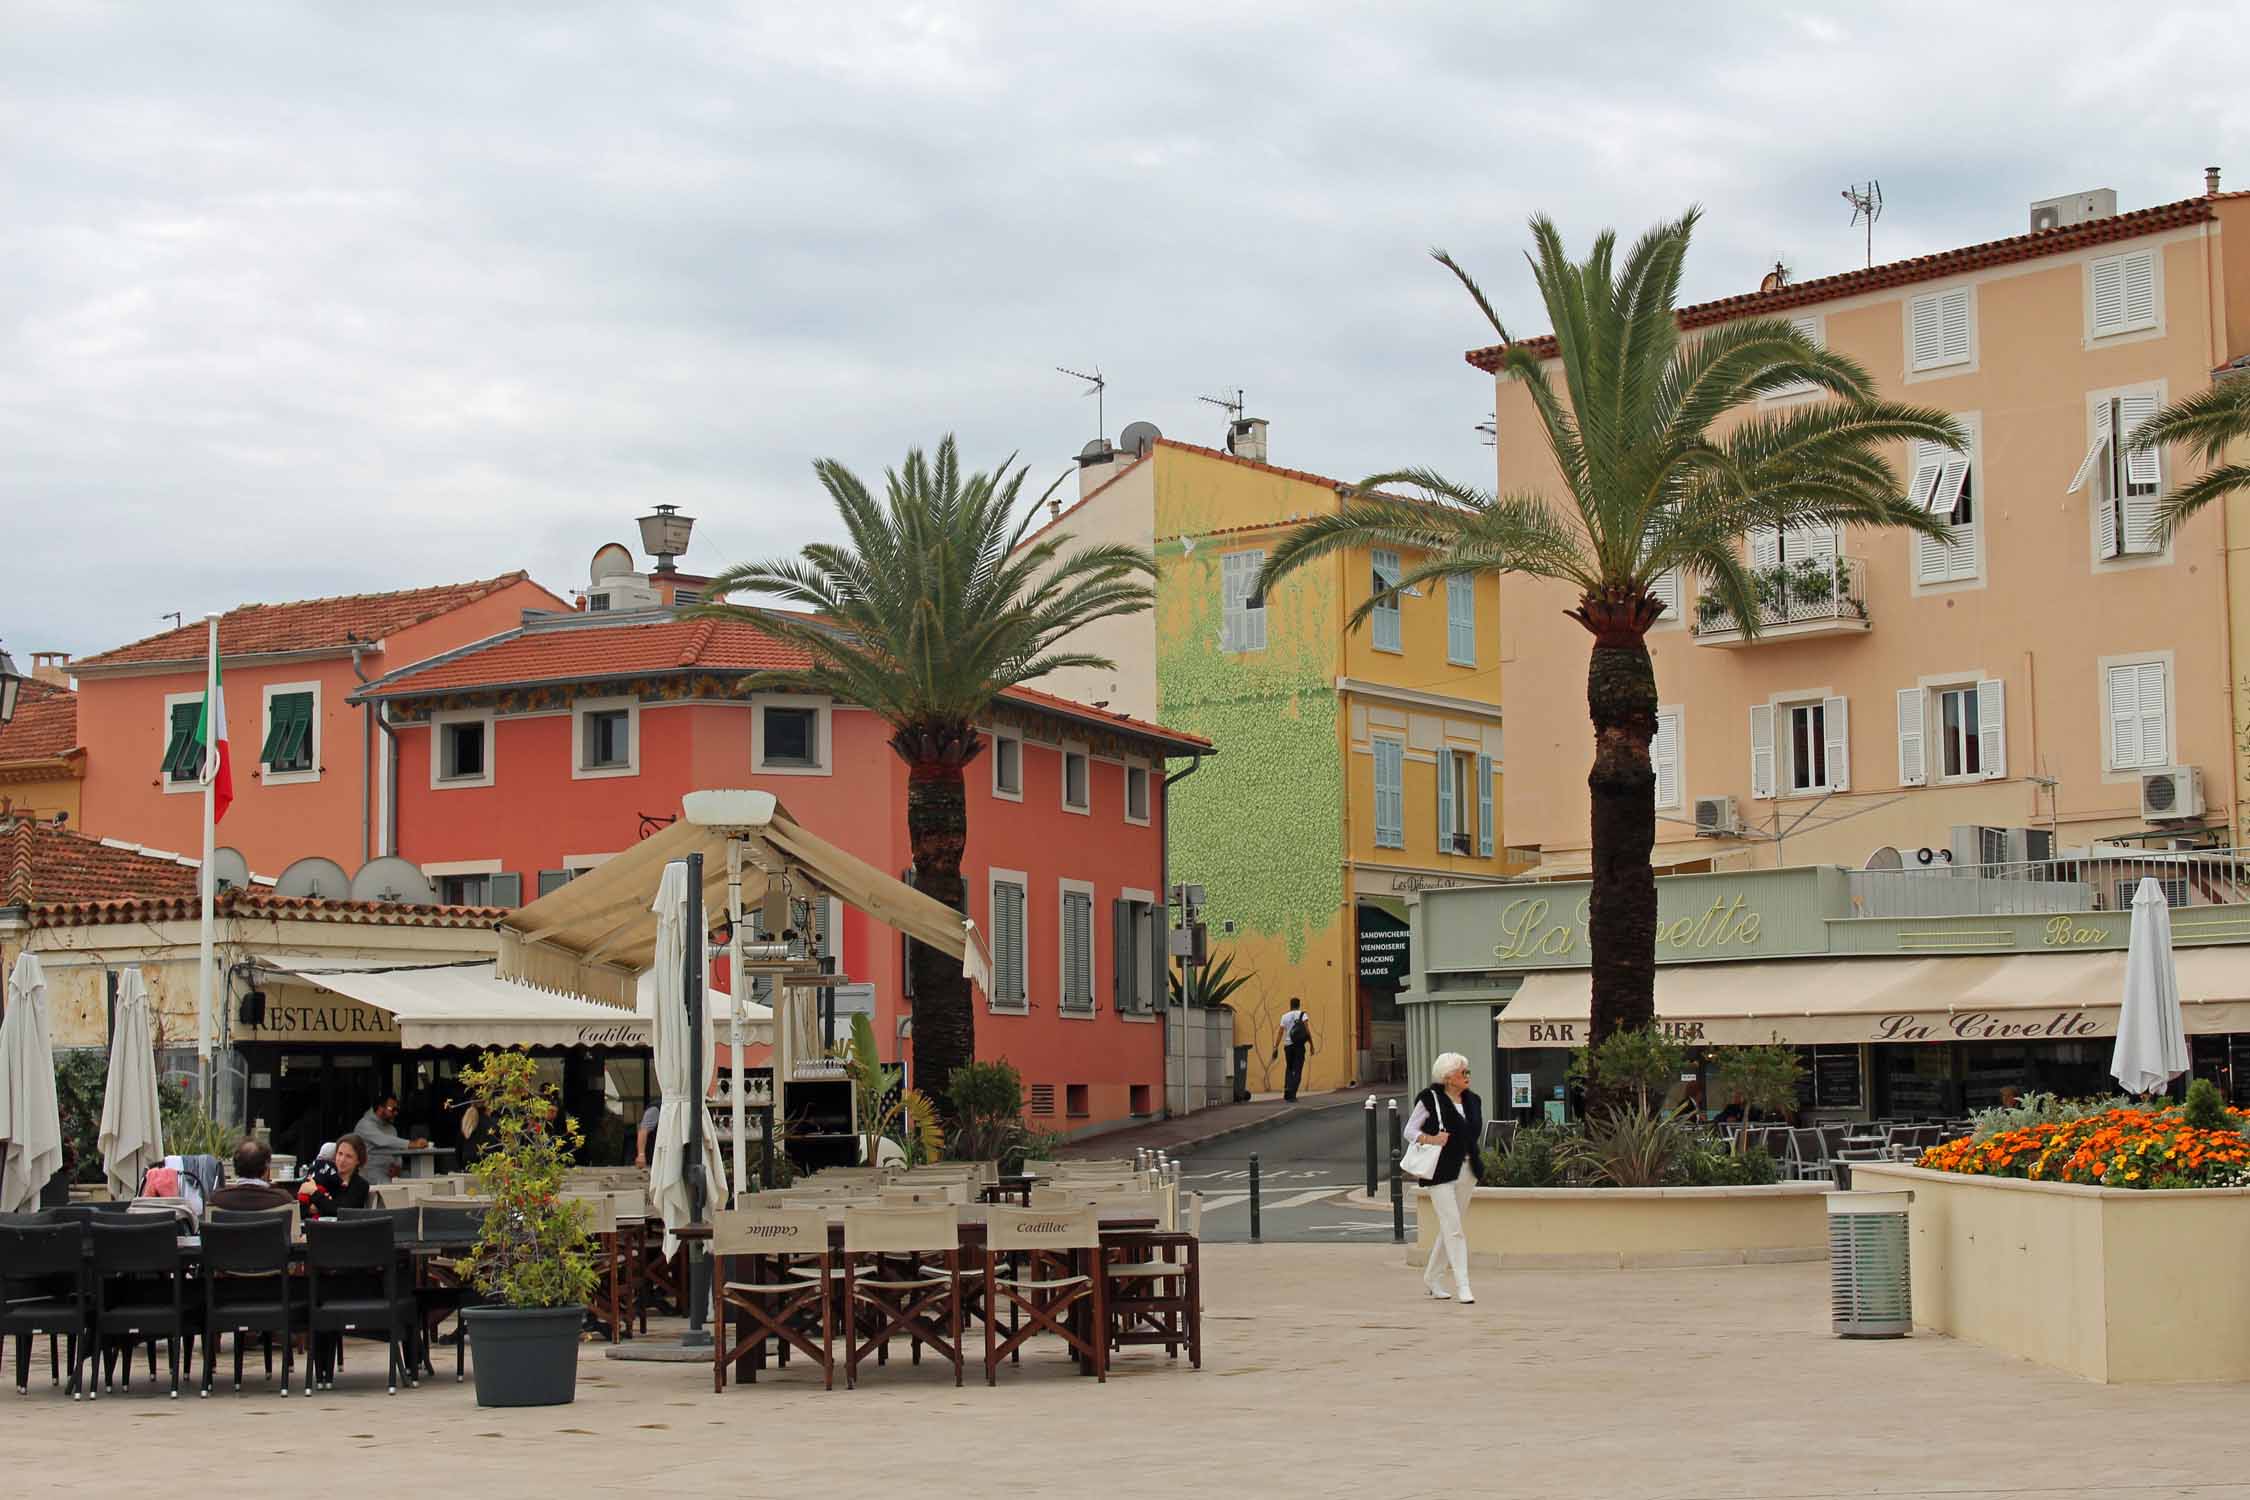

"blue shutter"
[1436,751,1455,851]
[1476,753,1494,857]
[1371,550,1403,652]
[1373,740,1404,849]
[1446,576,1475,664]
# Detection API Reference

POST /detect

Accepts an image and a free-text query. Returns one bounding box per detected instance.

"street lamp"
[0,642,24,727]
[636,504,696,575]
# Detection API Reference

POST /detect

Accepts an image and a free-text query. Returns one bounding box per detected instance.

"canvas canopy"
[276,962,771,1052]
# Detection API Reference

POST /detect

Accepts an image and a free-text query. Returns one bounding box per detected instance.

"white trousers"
[1421,1172,1474,1295]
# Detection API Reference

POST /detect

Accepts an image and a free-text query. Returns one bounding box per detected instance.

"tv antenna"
[161,611,184,630]
[1198,388,1245,423]
[1841,180,1883,268]
[1056,365,1106,439]
[1476,412,1497,448]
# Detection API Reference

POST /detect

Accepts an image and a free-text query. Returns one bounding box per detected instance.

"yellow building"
[0,667,83,826]
[1030,422,1530,1090]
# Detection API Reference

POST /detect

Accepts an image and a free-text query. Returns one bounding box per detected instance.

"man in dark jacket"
[207,1139,295,1212]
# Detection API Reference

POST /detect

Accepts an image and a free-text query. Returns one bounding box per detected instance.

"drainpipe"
[1161,752,1203,1117]
[378,701,400,856]
[349,639,374,864]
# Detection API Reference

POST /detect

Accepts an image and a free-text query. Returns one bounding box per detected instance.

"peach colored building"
[71,574,567,875]
[1486,180,2250,875]
[0,675,84,825]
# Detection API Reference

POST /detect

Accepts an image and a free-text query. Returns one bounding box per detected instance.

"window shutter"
[2107,666,2144,769]
[536,869,571,897]
[1749,704,1776,800]
[1939,288,1971,364]
[1651,711,1680,810]
[2068,401,2113,495]
[1217,555,1240,653]
[1149,904,1167,1011]
[2090,256,2125,335]
[1895,689,1926,787]
[1112,901,1132,1010]
[2137,663,2168,766]
[1371,550,1403,651]
[2119,392,2163,553]
[1909,294,1944,370]
[1446,575,1475,663]
[1822,696,1850,791]
[1748,526,1780,571]
[1476,752,1495,855]
[1649,569,1683,623]
[488,873,522,908]
[1915,525,1953,586]
[1975,678,2006,779]
[1436,750,1455,849]
[2121,251,2157,329]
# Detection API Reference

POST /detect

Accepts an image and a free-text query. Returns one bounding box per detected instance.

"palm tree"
[2133,371,2250,544]
[1258,211,1963,1060]
[693,436,1155,1100]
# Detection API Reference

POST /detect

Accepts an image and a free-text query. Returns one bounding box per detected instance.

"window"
[1370,549,1403,653]
[435,713,491,786]
[1898,679,2005,787]
[2114,877,2187,910]
[1748,522,1838,573]
[989,873,1028,1012]
[1768,313,1825,397]
[572,696,638,778]
[1112,895,1160,1014]
[1648,569,1684,628]
[1652,708,1681,810]
[2069,391,2164,560]
[2105,660,2170,771]
[1752,697,1849,797]
[1065,1084,1090,1119]
[1937,686,1982,779]
[1059,882,1094,1015]
[1220,550,1266,653]
[1445,575,1476,665]
[1371,737,1405,848]
[260,688,316,777]
[1124,764,1150,824]
[991,730,1022,800]
[535,867,577,898]
[2090,250,2158,339]
[161,698,202,785]
[761,707,817,767]
[1908,286,1973,373]
[1061,745,1089,812]
[1909,434,1979,584]
[1435,748,1483,856]
[436,872,521,907]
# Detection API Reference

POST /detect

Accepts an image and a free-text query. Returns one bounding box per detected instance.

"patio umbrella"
[649,860,728,1256]
[2111,877,2190,1096]
[0,952,63,1213]
[98,967,166,1200]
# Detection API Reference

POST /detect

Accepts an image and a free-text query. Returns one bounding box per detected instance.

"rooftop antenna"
[1056,365,1106,440]
[1841,180,1883,268]
[160,611,184,631]
[1475,412,1497,447]
[1198,388,1246,423]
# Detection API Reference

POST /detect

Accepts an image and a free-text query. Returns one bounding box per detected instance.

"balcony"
[1692,555,1869,647]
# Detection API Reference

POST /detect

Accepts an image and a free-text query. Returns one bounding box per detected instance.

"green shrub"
[1569,1028,1689,1112]
[1967,1091,2134,1141]
[1556,1103,1690,1187]
[461,1050,599,1311]
[944,1058,1036,1168]
[1682,1146,1778,1186]
[2183,1077,2230,1132]
[1708,1045,1803,1146]
[1487,1125,1565,1187]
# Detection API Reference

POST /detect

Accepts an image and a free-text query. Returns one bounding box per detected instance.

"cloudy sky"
[8,2,2247,660]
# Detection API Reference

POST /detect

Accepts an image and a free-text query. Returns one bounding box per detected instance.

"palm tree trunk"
[1577,596,1661,1070]
[897,727,977,1110]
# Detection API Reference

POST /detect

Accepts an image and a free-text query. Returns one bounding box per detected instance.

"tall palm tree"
[693,436,1155,1099]
[2134,371,2250,544]
[1259,211,1963,1059]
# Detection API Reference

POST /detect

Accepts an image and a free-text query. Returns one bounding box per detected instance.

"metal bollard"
[1249,1152,1261,1242]
[1390,1150,1405,1244]
[1363,1094,1379,1198]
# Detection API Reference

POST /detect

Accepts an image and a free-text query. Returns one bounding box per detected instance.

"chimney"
[1225,417,1269,465]
[1075,437,1125,499]
[30,652,70,686]
[2208,166,2223,196]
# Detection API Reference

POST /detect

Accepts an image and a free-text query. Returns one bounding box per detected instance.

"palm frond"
[2132,378,2250,466]
[2154,462,2250,544]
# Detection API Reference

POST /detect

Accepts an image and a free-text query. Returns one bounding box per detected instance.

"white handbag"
[1398,1091,1446,1181]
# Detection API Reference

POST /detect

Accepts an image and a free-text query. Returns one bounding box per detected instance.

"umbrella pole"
[727,838,745,1201]
[682,851,710,1347]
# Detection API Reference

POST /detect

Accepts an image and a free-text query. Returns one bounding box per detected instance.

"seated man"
[208,1138,296,1212]
[351,1093,429,1182]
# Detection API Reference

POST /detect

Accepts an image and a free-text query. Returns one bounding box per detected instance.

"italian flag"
[198,653,233,824]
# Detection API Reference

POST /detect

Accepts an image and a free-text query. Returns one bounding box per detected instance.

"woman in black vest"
[1404,1052,1483,1304]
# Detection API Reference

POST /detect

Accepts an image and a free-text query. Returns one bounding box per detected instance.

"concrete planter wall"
[1414,1182,1830,1270]
[1852,1162,2250,1383]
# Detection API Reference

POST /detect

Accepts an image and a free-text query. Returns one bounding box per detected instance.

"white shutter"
[1930,459,1969,516]
[1749,704,1776,800]
[1895,688,1927,787]
[1748,526,1780,571]
[2119,392,2163,553]
[1916,525,1953,585]
[1976,678,2006,779]
[1476,752,1495,855]
[2090,256,2126,335]
[1908,441,1948,512]
[1939,288,1971,364]
[2107,664,2169,770]
[2067,402,2112,495]
[1789,523,1839,571]
[2121,251,2157,329]
[1651,710,1680,810]
[2137,663,2169,766]
[1909,294,1945,370]
[1823,696,1851,791]
[1649,568,1683,623]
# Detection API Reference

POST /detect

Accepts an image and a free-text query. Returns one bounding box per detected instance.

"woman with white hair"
[1402,1052,1483,1303]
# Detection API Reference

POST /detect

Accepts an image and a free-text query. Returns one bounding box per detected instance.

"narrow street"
[1172,1090,1409,1243]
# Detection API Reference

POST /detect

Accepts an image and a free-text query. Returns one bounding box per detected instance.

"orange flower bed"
[1918,1105,2250,1189]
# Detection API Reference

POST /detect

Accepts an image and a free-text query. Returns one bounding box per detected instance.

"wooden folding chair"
[1103,1209,1201,1371]
[982,1207,1104,1384]
[712,1207,834,1392]
[840,1207,962,1389]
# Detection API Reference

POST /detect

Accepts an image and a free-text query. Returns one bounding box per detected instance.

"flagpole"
[196,612,218,1110]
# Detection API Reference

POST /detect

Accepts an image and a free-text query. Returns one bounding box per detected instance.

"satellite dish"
[349,856,437,906]
[1864,846,1904,871]
[1076,438,1115,464]
[210,847,251,892]
[589,542,635,584]
[1119,420,1162,457]
[274,856,351,900]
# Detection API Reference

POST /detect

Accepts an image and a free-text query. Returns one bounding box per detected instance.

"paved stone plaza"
[4,1245,2246,1498]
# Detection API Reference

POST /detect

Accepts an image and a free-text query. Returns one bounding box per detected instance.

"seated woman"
[296,1134,375,1220]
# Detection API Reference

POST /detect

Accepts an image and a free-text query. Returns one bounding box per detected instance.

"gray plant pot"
[463,1305,584,1407]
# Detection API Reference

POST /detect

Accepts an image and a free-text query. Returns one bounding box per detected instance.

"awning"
[495,789,990,1010]
[278,963,773,1052]
[1518,850,1730,881]
[1493,949,2250,1048]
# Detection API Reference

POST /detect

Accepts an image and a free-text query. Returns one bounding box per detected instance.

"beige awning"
[1494,949,2250,1048]
[279,962,773,1052]
[1518,850,1729,881]
[496,789,991,1011]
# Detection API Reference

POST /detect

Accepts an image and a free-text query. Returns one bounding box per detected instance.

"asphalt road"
[1174,1090,1411,1243]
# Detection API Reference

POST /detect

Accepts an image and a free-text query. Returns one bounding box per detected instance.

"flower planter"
[1413,1182,1830,1270]
[463,1305,585,1407]
[1853,1163,2250,1383]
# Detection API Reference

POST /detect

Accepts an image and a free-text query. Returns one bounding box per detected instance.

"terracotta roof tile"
[26,888,505,930]
[1,820,200,907]
[1468,194,2230,371]
[76,572,549,669]
[0,680,79,763]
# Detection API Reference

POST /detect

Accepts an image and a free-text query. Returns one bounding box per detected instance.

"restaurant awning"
[1493,949,2250,1048]
[278,962,773,1052]
[495,789,992,1010]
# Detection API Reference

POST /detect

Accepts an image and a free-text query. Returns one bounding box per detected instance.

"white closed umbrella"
[0,952,64,1213]
[99,967,166,1200]
[2111,877,2191,1096]
[649,861,728,1256]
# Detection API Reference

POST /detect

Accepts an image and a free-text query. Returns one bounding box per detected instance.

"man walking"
[1274,1000,1314,1102]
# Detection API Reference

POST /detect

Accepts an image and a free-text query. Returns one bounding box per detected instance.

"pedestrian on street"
[1274,1000,1314,1101]
[1404,1052,1483,1304]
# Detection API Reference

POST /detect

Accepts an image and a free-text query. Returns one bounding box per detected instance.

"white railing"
[1850,845,2250,919]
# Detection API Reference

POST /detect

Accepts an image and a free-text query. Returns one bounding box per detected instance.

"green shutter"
[163,701,201,779]
[260,692,314,772]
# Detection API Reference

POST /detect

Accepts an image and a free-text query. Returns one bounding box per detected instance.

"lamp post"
[0,642,24,726]
[636,505,696,575]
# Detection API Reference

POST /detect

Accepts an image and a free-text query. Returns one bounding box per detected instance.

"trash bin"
[1231,1044,1253,1103]
[1826,1190,1912,1338]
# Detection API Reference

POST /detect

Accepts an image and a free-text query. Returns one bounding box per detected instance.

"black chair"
[1,1221,89,1398]
[414,1206,484,1383]
[199,1211,296,1397]
[88,1217,196,1399]
[304,1217,413,1394]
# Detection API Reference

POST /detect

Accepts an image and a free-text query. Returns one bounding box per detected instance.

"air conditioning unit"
[2140,767,2205,822]
[1693,795,1742,837]
[2028,188,2117,233]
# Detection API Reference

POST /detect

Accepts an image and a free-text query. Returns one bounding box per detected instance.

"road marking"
[1272,1188,1346,1209]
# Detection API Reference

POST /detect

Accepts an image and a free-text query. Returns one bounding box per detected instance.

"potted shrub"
[457,1050,599,1408]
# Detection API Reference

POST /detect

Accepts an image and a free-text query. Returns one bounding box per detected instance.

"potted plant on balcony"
[1787,556,1837,611]
[457,1049,599,1407]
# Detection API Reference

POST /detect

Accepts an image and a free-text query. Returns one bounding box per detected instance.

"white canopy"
[277,962,771,1052]
[98,967,165,1200]
[2112,877,2191,1095]
[0,952,63,1214]
[649,861,727,1253]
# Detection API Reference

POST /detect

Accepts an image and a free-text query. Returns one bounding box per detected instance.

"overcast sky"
[8,2,2248,660]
